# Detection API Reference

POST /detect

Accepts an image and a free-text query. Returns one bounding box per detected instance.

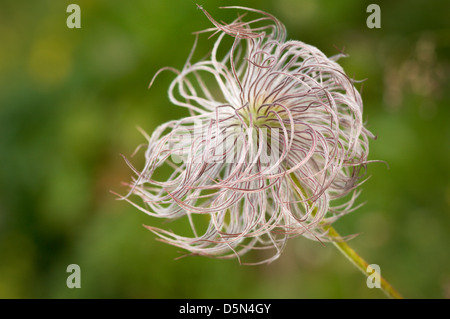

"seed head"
[121,6,375,264]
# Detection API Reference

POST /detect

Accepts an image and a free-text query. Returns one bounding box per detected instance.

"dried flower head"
[121,6,375,264]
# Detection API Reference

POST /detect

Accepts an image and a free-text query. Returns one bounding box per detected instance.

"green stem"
[290,173,403,299]
[326,225,403,299]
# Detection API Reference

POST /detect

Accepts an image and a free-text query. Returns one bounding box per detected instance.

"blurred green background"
[0,0,449,298]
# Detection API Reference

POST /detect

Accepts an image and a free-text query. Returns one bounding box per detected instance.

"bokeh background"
[0,0,449,298]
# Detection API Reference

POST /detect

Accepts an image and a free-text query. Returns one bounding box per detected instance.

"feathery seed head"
[121,6,375,264]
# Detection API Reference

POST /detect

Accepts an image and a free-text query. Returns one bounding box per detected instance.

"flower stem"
[289,173,403,299]
[326,225,403,299]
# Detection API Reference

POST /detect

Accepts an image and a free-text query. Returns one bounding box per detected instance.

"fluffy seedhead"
[121,6,375,264]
